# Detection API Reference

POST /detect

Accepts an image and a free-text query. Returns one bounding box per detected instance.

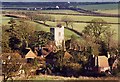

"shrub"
[63,63,82,77]
[112,59,120,76]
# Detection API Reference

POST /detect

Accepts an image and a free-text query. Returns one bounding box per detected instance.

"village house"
[84,55,111,75]
[33,40,56,57]
[23,48,37,63]
[44,51,73,74]
[96,56,110,72]
[108,56,119,71]
[45,51,73,66]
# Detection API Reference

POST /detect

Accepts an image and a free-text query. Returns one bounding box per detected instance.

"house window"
[27,58,34,63]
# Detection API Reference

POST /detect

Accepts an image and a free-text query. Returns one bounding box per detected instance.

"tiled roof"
[64,51,73,59]
[98,56,109,67]
[25,50,37,59]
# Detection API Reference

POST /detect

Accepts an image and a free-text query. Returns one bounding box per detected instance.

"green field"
[41,14,119,23]
[2,16,13,25]
[46,21,118,40]
[2,15,80,40]
[1,8,119,40]
[39,10,81,14]
[96,9,119,14]
[3,9,119,23]
[77,3,118,11]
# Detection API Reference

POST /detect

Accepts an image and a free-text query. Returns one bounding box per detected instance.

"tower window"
[59,32,61,36]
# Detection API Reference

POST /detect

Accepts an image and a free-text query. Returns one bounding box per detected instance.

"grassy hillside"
[41,13,119,23]
[2,14,119,40]
[2,16,80,40]
[96,9,119,14]
[39,10,81,14]
[2,8,119,40]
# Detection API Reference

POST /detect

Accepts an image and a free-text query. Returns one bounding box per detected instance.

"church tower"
[50,25,64,49]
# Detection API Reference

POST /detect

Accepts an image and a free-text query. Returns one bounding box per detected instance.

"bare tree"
[36,15,55,24]
[61,16,73,28]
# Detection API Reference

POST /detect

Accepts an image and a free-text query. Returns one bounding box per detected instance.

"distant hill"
[2,2,119,11]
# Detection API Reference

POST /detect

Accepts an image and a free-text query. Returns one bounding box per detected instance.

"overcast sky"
[1,0,120,2]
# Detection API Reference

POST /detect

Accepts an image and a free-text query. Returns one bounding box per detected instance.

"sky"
[1,0,120,2]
